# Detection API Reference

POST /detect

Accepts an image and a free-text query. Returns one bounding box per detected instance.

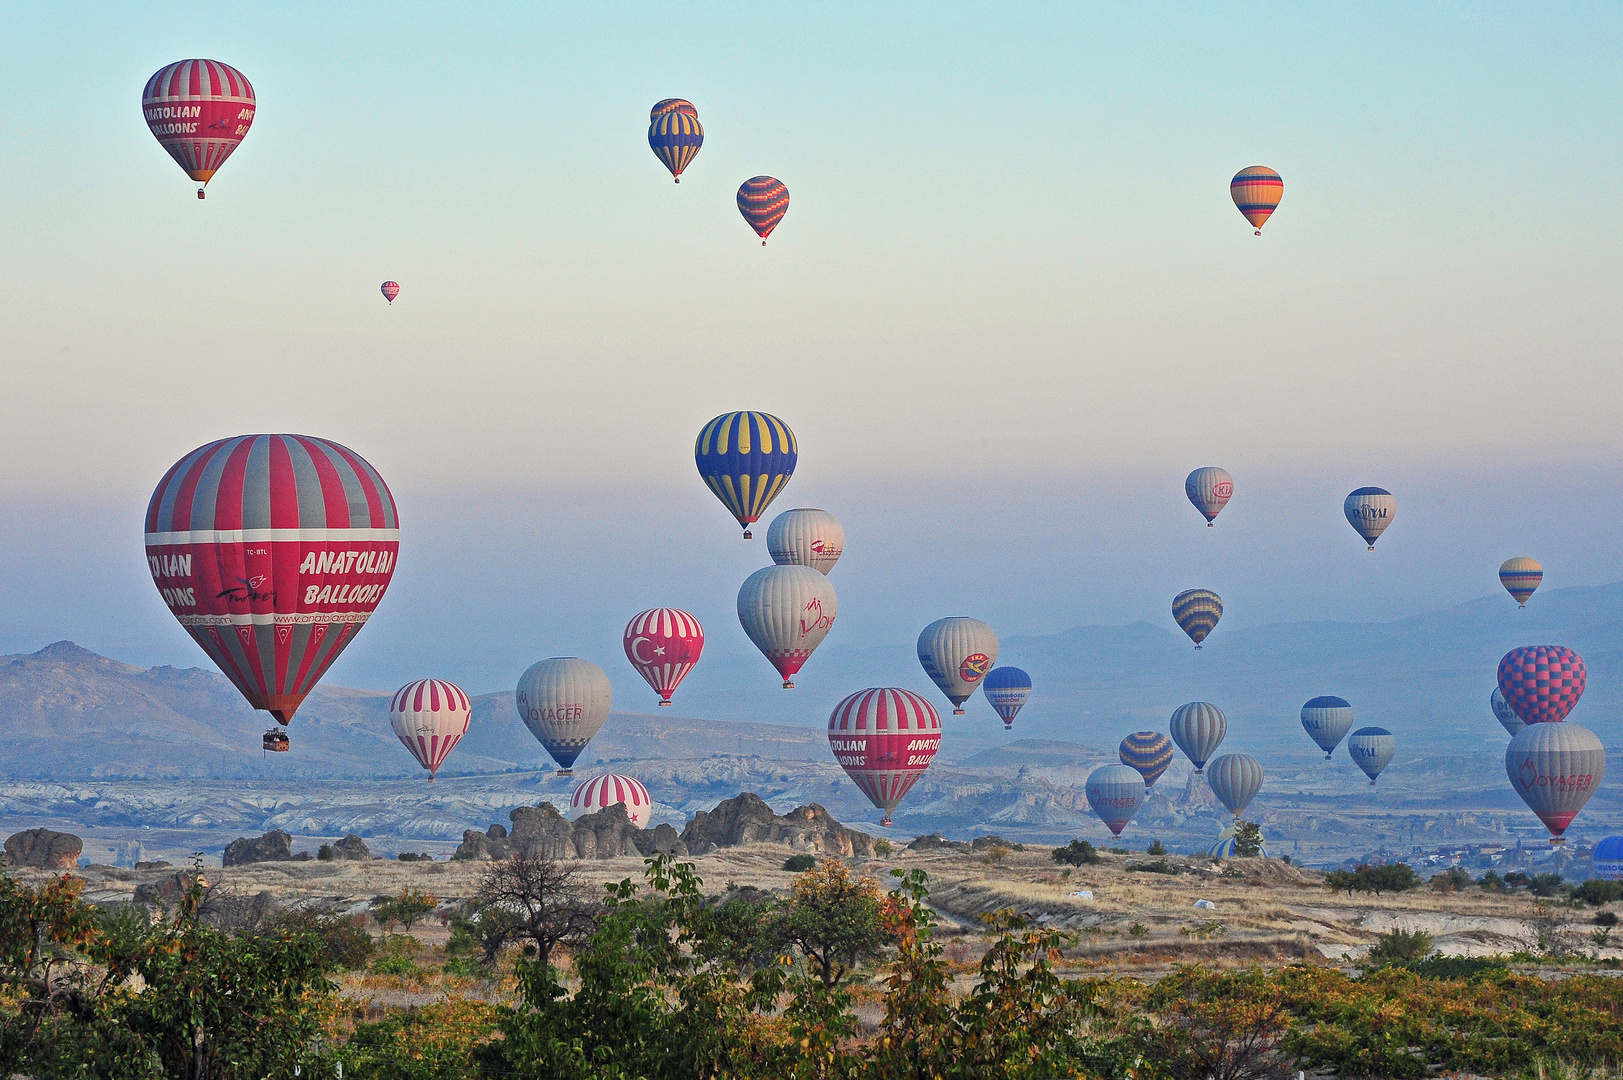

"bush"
[782,853,816,872]
[271,908,375,970]
[1365,927,1434,965]
[1479,870,1506,891]
[1430,866,1473,893]
[372,952,419,976]
[1052,839,1100,866]
[1147,839,1167,856]
[443,955,483,978]
[372,886,438,932]
[1405,954,1508,980]
[317,842,334,861]
[1571,879,1623,906]
[1126,859,1178,875]
[1231,821,1263,858]
[1109,847,1131,855]
[1595,910,1619,927]
[1326,863,1422,895]
[871,838,892,856]
[396,851,433,862]
[1128,922,1149,937]
[1529,872,1565,897]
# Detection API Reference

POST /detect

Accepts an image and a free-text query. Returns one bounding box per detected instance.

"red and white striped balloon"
[141,59,256,196]
[388,679,471,779]
[828,688,941,826]
[623,608,704,706]
[571,773,653,828]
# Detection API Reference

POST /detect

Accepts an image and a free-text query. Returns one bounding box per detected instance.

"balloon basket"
[556,769,573,777]
[261,730,290,753]
[782,680,795,689]
[1550,836,1567,847]
[674,177,680,184]
[1367,545,1375,551]
[658,700,673,707]
[879,816,893,827]
[1207,522,1214,528]
[742,530,753,539]
[1194,645,1202,651]
[953,708,966,715]
[197,188,206,200]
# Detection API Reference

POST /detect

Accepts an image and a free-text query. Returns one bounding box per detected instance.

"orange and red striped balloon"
[1230,166,1282,234]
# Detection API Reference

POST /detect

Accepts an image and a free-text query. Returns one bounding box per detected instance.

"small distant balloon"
[1230,166,1282,235]
[738,176,789,244]
[1499,558,1543,608]
[917,617,999,715]
[695,411,797,539]
[381,281,400,304]
[648,99,703,182]
[388,679,471,780]
[1498,645,1585,724]
[1170,702,1227,774]
[1300,696,1354,759]
[982,667,1032,730]
[1347,727,1395,785]
[1119,732,1174,788]
[1506,722,1605,845]
[1491,687,1526,737]
[1086,764,1147,837]
[767,508,844,575]
[1172,589,1223,648]
[1185,467,1233,526]
[1344,487,1396,550]
[1206,753,1264,817]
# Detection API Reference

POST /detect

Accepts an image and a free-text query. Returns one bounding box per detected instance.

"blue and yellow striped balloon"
[648,99,703,182]
[1119,731,1174,787]
[1172,588,1223,648]
[695,411,798,538]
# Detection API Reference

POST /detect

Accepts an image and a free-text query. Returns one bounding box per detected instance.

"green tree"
[373,886,437,933]
[760,859,891,988]
[1231,821,1263,858]
[1147,839,1168,856]
[1052,839,1100,866]
[1327,863,1421,896]
[1430,866,1473,893]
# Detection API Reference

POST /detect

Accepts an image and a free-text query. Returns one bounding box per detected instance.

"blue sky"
[2,4,1621,702]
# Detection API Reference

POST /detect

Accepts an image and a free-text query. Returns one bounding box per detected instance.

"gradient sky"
[2,4,1621,704]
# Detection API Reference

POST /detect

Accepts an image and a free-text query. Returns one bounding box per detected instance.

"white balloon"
[1344,487,1396,549]
[1085,764,1147,837]
[1491,688,1526,737]
[917,617,999,714]
[1206,753,1264,817]
[1170,702,1227,773]
[1347,726,1396,785]
[1506,722,1605,846]
[515,657,612,775]
[766,508,845,575]
[737,565,837,688]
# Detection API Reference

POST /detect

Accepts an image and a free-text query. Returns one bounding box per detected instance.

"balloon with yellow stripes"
[694,411,798,539]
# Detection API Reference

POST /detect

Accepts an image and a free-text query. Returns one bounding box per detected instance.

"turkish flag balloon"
[623,608,704,706]
[144,435,399,729]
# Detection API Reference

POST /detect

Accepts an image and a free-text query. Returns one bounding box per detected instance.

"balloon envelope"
[516,658,612,773]
[1344,487,1396,549]
[695,411,797,536]
[917,617,1000,713]
[1499,557,1544,607]
[1506,722,1604,844]
[388,678,471,778]
[381,281,400,303]
[1208,825,1267,859]
[737,176,790,243]
[1206,753,1264,817]
[144,434,399,732]
[1172,589,1223,648]
[1498,646,1586,724]
[142,59,255,191]
[1594,837,1623,881]
[1170,702,1227,773]
[572,773,652,829]
[1347,726,1396,784]
[1491,687,1526,737]
[1230,166,1282,233]
[828,687,941,825]
[1301,696,1354,758]
[623,608,704,705]
[1086,764,1147,837]
[1119,731,1174,787]
[738,565,836,687]
[648,99,702,181]
[1185,467,1233,526]
[982,666,1032,729]
[766,508,844,574]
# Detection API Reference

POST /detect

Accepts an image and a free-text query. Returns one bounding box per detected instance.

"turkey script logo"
[959,653,992,682]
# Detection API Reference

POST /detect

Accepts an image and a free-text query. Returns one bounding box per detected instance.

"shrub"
[443,954,483,978]
[396,851,433,862]
[1595,910,1619,927]
[1280,855,1291,865]
[1128,922,1149,937]
[1231,821,1264,858]
[782,853,816,872]
[1365,927,1434,965]
[1147,839,1167,856]
[1592,928,1612,948]
[1327,863,1422,895]
[760,859,892,987]
[1479,870,1506,891]
[1109,847,1131,855]
[372,886,437,932]
[1405,954,1507,980]
[270,908,375,970]
[1126,859,1179,875]
[372,952,418,976]
[1430,866,1473,892]
[1529,872,1565,897]
[872,838,893,857]
[317,842,334,861]
[1571,879,1623,906]
[1052,839,1100,866]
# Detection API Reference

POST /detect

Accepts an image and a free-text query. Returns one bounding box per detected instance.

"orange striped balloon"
[1230,166,1283,234]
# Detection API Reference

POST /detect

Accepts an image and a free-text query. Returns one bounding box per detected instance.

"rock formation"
[4,828,83,869]
[680,794,873,857]
[222,830,293,867]
[133,869,202,907]
[331,834,371,860]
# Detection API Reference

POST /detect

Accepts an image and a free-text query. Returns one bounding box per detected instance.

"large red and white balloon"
[828,687,940,826]
[623,608,704,706]
[145,435,399,744]
[389,678,471,778]
[571,773,653,829]
[142,59,255,197]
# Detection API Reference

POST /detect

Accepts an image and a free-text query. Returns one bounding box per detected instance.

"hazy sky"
[2,4,1621,701]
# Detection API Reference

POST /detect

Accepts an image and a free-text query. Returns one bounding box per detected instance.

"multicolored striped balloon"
[381,281,400,304]
[1499,557,1544,608]
[1185,467,1233,526]
[648,99,703,182]
[145,435,399,739]
[1118,731,1174,787]
[389,679,471,778]
[1498,645,1585,724]
[828,687,941,826]
[623,607,704,706]
[737,176,790,244]
[1172,588,1223,648]
[982,666,1032,729]
[1230,166,1282,234]
[695,411,798,538]
[572,773,653,828]
[142,59,255,198]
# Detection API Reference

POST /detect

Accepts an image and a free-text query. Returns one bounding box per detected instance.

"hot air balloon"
[1185,467,1233,527]
[1086,764,1147,837]
[695,411,797,539]
[1491,687,1526,737]
[145,435,399,752]
[1347,727,1395,785]
[1301,696,1355,759]
[571,773,653,828]
[1230,166,1282,235]
[1500,558,1543,608]
[516,658,612,775]
[1506,721,1605,845]
[381,281,400,304]
[648,99,703,182]
[1208,825,1266,859]
[623,608,703,707]
[1593,837,1623,881]
[1119,732,1174,787]
[738,565,836,688]
[1206,754,1264,817]
[982,667,1032,730]
[1170,702,1227,774]
[828,687,941,826]
[388,679,471,779]
[142,60,255,199]
[1498,645,1586,724]
[1172,589,1223,648]
[1344,488,1396,550]
[767,508,844,574]
[737,176,789,244]
[917,617,999,715]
